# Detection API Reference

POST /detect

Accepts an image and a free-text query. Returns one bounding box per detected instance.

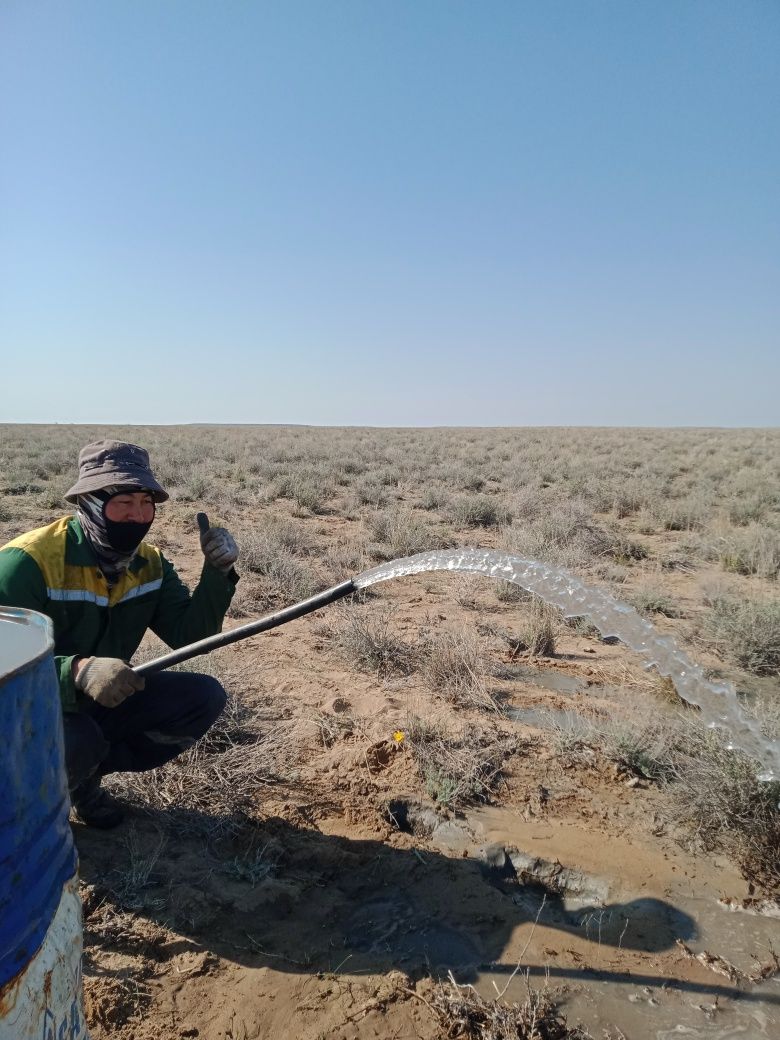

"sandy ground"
[1,484,778,1039]
[65,506,780,1040]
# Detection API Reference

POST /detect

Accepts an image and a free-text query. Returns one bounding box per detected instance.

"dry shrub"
[368,507,443,559]
[420,628,497,711]
[664,728,780,892]
[237,525,320,604]
[587,710,687,782]
[517,601,558,657]
[450,495,512,528]
[327,603,415,677]
[273,472,333,514]
[654,493,712,532]
[372,464,401,487]
[501,512,596,571]
[503,502,645,570]
[495,578,530,604]
[262,515,314,555]
[489,597,558,657]
[727,494,770,527]
[427,972,591,1040]
[453,574,485,610]
[535,709,595,765]
[703,596,780,676]
[716,524,780,580]
[323,536,372,581]
[406,716,519,810]
[351,478,390,508]
[604,530,647,563]
[420,486,450,511]
[629,586,680,618]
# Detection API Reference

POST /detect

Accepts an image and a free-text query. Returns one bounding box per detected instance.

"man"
[0,439,239,828]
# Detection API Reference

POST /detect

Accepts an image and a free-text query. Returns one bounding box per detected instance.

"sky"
[1,1,778,426]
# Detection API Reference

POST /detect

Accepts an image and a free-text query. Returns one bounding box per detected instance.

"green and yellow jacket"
[0,516,237,711]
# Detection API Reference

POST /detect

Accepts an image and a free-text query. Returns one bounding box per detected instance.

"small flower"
[392,730,405,744]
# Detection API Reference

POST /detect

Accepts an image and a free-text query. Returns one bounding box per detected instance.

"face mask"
[104,517,154,552]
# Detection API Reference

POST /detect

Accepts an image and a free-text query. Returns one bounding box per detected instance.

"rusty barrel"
[0,607,87,1039]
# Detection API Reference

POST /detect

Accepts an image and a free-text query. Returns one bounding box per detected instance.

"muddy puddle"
[388,795,780,1039]
[503,664,590,696]
[505,704,589,731]
[488,665,780,1036]
[502,663,619,750]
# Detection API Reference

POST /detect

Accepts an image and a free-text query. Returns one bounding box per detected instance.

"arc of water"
[354,548,779,783]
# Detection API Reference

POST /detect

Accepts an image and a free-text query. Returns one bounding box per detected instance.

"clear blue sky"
[1,1,778,426]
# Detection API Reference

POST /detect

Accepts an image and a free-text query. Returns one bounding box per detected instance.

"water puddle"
[502,664,586,696]
[370,798,780,1037]
[505,705,590,732]
[394,800,780,1039]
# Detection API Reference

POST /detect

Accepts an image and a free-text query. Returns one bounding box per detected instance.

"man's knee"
[131,671,227,754]
[161,673,226,746]
[194,674,227,728]
[62,713,110,791]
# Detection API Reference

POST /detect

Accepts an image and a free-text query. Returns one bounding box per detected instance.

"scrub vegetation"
[2,423,779,1038]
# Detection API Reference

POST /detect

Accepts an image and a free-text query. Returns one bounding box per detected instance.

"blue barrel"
[0,607,86,1039]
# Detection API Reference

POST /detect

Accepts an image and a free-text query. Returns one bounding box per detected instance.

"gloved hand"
[75,657,145,708]
[200,526,239,573]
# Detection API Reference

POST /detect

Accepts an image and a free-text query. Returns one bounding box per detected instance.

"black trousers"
[62,671,226,790]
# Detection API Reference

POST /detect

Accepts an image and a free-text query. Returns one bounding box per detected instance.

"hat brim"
[64,472,169,504]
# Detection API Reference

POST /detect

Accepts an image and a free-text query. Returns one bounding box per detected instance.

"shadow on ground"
[74,805,776,1006]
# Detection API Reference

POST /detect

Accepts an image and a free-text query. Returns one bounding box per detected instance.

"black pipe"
[135,578,357,677]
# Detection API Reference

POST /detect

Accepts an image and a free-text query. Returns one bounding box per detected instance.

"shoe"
[71,776,126,829]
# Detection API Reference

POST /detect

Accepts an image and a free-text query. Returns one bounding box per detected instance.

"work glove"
[75,657,145,708]
[198,514,239,573]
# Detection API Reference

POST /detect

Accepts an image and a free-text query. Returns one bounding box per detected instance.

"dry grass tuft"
[450,495,512,528]
[664,725,780,892]
[703,595,780,676]
[306,708,357,748]
[104,825,167,911]
[426,970,591,1039]
[236,524,320,605]
[629,586,680,618]
[517,601,558,657]
[368,507,444,559]
[590,711,687,782]
[420,628,498,711]
[716,524,780,580]
[326,603,416,678]
[273,472,333,514]
[108,685,295,839]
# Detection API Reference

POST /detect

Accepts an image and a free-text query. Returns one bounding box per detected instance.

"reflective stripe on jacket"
[0,516,237,711]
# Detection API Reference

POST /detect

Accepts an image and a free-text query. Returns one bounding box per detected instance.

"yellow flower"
[392,730,405,744]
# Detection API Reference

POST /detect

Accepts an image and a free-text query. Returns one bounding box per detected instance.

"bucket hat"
[64,440,169,503]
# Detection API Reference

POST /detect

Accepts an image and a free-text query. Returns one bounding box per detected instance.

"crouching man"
[0,440,239,829]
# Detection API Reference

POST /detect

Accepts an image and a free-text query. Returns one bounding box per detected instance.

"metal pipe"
[135,578,357,677]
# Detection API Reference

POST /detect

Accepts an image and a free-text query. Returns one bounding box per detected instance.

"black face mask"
[104,517,154,553]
